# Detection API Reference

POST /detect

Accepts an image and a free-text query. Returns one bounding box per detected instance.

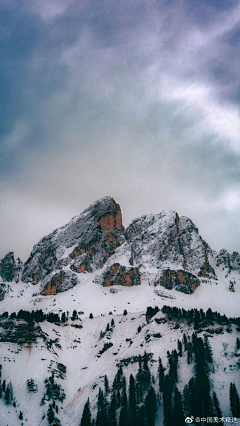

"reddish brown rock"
[22,196,125,284]
[102,263,141,287]
[156,269,200,294]
[40,271,77,295]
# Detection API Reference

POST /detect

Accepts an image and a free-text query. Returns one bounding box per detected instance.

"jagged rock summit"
[0,196,239,296]
[21,196,125,294]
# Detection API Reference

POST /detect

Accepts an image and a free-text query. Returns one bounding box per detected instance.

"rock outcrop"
[126,211,216,279]
[40,271,78,295]
[155,268,200,294]
[101,263,141,287]
[0,252,23,282]
[215,249,240,274]
[22,197,125,284]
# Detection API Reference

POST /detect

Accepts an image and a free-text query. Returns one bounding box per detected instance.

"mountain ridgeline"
[0,196,239,426]
[0,196,239,296]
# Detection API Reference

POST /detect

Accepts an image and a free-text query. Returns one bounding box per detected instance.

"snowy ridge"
[0,197,239,425]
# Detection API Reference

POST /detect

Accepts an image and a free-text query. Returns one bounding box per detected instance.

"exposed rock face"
[22,197,125,284]
[126,211,216,278]
[0,284,5,301]
[0,252,23,282]
[101,263,141,287]
[155,269,200,294]
[0,318,43,344]
[40,271,78,295]
[215,249,240,274]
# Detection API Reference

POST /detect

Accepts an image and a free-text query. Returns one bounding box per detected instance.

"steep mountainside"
[0,197,239,426]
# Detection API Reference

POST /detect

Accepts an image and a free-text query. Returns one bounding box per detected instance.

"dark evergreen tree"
[61,312,66,323]
[167,350,178,385]
[162,375,173,426]
[236,337,240,351]
[96,388,107,426]
[19,411,23,420]
[137,405,148,426]
[80,398,92,426]
[89,313,93,319]
[119,405,128,426]
[204,335,213,363]
[111,319,115,328]
[230,383,240,418]
[182,333,188,352]
[177,340,182,357]
[108,391,117,426]
[47,403,55,424]
[5,382,13,405]
[123,309,127,316]
[104,375,109,394]
[145,387,157,426]
[128,374,137,426]
[121,376,128,409]
[158,357,165,393]
[172,387,184,426]
[212,391,222,418]
[191,336,212,417]
[187,342,193,364]
[27,378,38,393]
[71,310,78,321]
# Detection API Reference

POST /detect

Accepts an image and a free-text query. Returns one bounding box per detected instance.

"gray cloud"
[0,0,240,260]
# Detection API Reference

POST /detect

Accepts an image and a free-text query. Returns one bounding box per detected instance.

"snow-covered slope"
[0,197,239,426]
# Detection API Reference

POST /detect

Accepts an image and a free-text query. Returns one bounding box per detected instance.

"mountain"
[0,197,239,426]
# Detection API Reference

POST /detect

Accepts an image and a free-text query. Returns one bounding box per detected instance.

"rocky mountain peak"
[21,197,125,293]
[125,210,216,286]
[0,252,22,283]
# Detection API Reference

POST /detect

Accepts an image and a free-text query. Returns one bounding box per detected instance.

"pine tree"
[137,405,148,426]
[128,375,137,426]
[177,340,182,357]
[96,388,107,426]
[108,391,117,426]
[27,378,38,393]
[145,387,157,426]
[47,403,55,424]
[236,337,240,351]
[204,335,213,363]
[81,398,92,426]
[172,387,184,426]
[5,382,13,405]
[104,375,109,394]
[230,383,240,418]
[111,318,115,328]
[212,391,222,418]
[158,357,165,392]
[182,333,188,352]
[121,376,128,409]
[162,375,173,426]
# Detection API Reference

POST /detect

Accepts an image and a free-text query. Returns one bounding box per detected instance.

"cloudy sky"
[1,0,240,260]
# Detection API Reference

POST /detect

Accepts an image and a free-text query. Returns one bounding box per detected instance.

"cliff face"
[101,263,141,287]
[125,211,216,279]
[0,252,22,283]
[21,197,125,293]
[215,249,240,275]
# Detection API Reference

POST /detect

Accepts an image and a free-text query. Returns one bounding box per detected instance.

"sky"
[0,0,240,261]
